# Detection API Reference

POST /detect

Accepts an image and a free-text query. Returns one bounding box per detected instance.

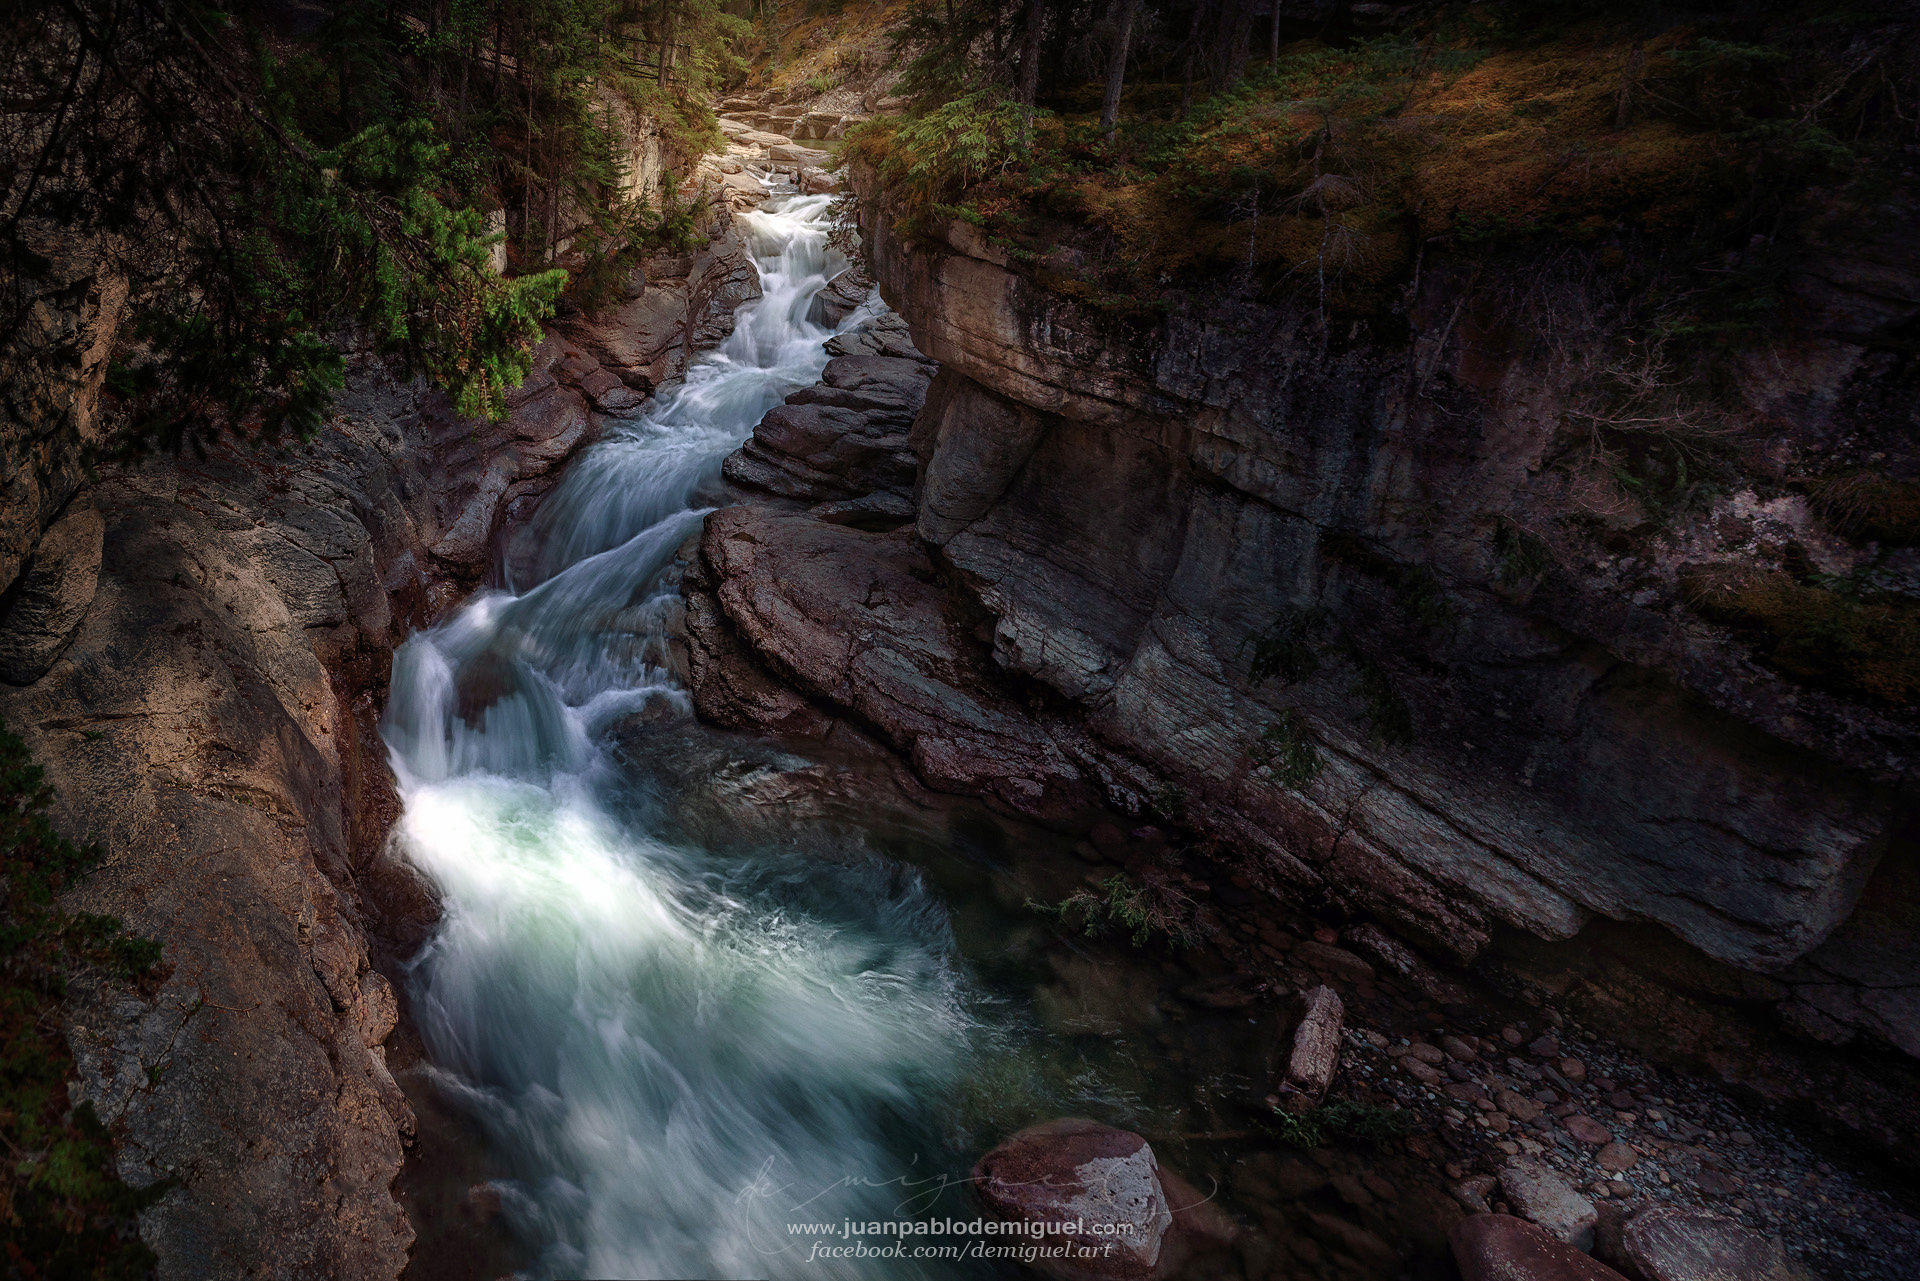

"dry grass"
[1808,474,1920,547]
[855,10,1877,322]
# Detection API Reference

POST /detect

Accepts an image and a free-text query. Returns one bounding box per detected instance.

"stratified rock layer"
[0,187,757,1279]
[687,168,1920,1154]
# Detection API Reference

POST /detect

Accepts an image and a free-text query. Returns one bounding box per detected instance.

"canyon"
[687,162,1920,1163]
[2,66,1917,1281]
[0,133,764,1274]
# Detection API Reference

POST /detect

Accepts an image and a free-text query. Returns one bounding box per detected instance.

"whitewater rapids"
[382,189,990,1280]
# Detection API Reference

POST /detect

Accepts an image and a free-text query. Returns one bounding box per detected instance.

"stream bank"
[672,110,1920,1278]
[0,154,762,1276]
[685,305,1920,1281]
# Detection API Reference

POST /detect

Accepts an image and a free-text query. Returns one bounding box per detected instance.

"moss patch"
[1683,566,1920,707]
[855,3,1891,333]
[1809,474,1920,546]
[1,717,162,1277]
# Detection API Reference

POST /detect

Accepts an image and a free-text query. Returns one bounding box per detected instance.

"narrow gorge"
[3,2,1917,1281]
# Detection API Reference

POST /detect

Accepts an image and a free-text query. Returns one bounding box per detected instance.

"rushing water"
[382,188,1001,1279]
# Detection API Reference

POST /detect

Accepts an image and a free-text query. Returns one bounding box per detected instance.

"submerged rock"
[1451,1214,1629,1281]
[1621,1208,1815,1281]
[975,1119,1175,1280]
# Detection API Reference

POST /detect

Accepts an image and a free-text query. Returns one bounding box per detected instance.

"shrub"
[845,91,1039,231]
[1029,873,1200,949]
[1683,566,1920,708]
[1253,711,1321,790]
[1351,654,1414,746]
[1266,1098,1410,1150]
[1248,608,1326,685]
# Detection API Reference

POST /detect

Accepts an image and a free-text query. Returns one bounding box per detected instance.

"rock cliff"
[0,188,757,1277]
[688,170,1920,1153]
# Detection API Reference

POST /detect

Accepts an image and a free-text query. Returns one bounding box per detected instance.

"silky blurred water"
[382,189,996,1280]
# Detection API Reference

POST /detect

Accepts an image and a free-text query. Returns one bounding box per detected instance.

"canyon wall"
[690,169,1920,1151]
[0,189,756,1278]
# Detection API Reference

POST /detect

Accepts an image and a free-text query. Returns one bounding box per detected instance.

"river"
[380,187,1038,1279]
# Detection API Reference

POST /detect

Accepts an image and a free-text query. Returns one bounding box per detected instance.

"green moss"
[1147,782,1188,825]
[1,717,162,1277]
[1393,567,1455,632]
[1253,711,1322,790]
[1494,517,1553,585]
[1247,607,1328,685]
[1683,567,1920,707]
[1265,1098,1410,1150]
[1351,653,1415,745]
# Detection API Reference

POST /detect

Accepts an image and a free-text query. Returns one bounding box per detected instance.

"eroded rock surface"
[722,349,934,509]
[0,501,103,684]
[973,1119,1174,1280]
[687,163,1920,1153]
[1621,1209,1813,1281]
[1452,1214,1627,1281]
[0,190,755,1279]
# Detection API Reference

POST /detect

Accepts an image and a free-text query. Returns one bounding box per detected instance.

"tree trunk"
[1269,0,1280,67]
[1017,0,1045,108]
[1222,0,1257,90]
[1179,0,1212,117]
[1100,0,1143,136]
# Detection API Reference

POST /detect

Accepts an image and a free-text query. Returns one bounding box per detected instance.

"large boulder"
[975,1119,1174,1279]
[797,165,842,195]
[792,110,842,140]
[1452,1214,1630,1281]
[973,1119,1235,1280]
[770,141,833,166]
[1621,1209,1815,1281]
[1498,1157,1599,1250]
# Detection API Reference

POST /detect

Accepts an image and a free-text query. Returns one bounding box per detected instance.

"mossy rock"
[1683,566,1920,707]
[1809,474,1920,546]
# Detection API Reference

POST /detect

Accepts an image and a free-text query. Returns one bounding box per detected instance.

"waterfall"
[382,188,990,1280]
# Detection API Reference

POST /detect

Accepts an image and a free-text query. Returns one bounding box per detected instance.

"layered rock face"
[0,192,756,1278]
[0,357,598,1281]
[689,172,1920,1148]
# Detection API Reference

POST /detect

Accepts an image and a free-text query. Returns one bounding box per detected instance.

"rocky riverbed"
[682,236,1920,1280]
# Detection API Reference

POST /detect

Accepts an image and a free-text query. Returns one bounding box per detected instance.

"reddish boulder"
[1622,1209,1813,1281]
[976,1119,1242,1280]
[1452,1214,1631,1281]
[1563,1114,1613,1146]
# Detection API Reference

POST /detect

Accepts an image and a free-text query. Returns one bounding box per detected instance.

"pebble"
[1597,1141,1638,1173]
[1406,1058,1444,1086]
[1499,1089,1544,1123]
[1563,1114,1612,1146]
